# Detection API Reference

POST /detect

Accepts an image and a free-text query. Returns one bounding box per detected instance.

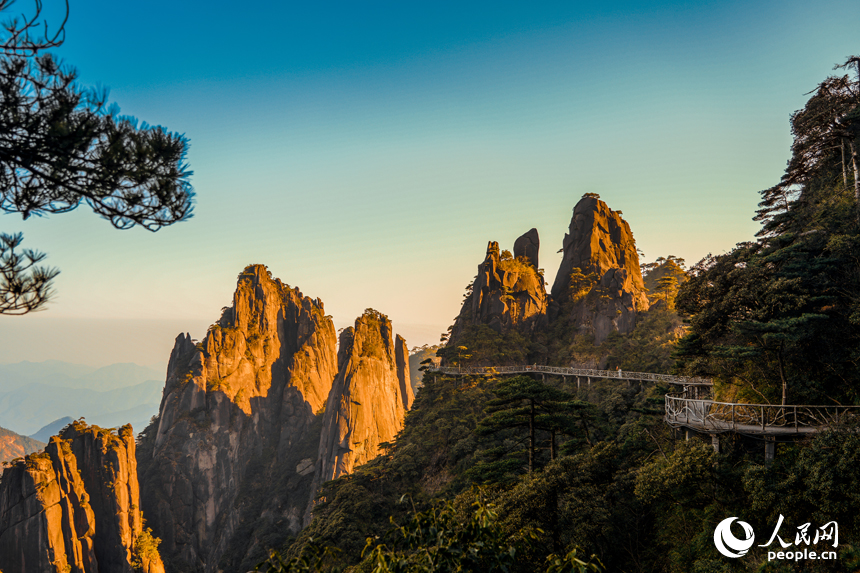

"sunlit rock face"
[139,265,339,573]
[314,310,411,486]
[138,266,413,572]
[550,196,650,344]
[0,422,165,573]
[448,232,548,348]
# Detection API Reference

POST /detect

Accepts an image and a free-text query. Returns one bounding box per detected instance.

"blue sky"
[1,0,857,366]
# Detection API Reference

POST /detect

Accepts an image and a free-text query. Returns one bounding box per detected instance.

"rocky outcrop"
[138,265,339,572]
[395,335,413,410]
[138,266,413,572]
[513,228,539,269]
[314,311,410,484]
[550,196,649,344]
[0,421,164,573]
[448,237,548,346]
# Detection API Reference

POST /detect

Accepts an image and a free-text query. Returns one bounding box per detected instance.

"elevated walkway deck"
[430,365,712,387]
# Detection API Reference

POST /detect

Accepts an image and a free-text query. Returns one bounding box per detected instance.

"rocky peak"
[513,228,540,269]
[550,196,646,298]
[448,236,548,347]
[140,264,339,572]
[314,310,410,485]
[0,421,164,573]
[395,334,413,410]
[550,196,649,343]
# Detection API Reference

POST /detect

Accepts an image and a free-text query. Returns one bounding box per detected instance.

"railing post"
[761,406,765,431]
[731,404,735,431]
[794,405,798,433]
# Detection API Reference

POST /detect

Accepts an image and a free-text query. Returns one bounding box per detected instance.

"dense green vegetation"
[674,56,860,406]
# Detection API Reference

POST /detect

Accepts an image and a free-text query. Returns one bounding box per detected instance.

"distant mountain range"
[0,361,164,437]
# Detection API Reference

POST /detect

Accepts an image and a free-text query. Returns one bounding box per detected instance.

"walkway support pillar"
[765,439,776,463]
[710,434,720,453]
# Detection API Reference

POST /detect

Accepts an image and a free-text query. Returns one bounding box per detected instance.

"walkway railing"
[665,394,860,435]
[430,365,712,387]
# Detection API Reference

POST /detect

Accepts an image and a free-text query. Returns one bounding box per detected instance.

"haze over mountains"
[0,361,164,436]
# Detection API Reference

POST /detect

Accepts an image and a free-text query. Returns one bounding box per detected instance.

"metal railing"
[429,365,712,386]
[664,394,860,434]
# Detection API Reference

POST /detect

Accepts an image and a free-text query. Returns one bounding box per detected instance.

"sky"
[1,0,858,368]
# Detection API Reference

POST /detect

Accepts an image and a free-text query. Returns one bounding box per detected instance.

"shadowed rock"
[513,228,540,269]
[0,421,165,573]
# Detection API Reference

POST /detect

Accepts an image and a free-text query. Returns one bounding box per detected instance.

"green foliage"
[544,548,604,573]
[438,325,530,366]
[603,307,686,374]
[674,232,859,404]
[0,2,193,314]
[131,527,162,571]
[471,376,594,478]
[408,344,440,392]
[362,495,538,572]
[497,255,536,276]
[255,539,343,572]
[674,58,860,406]
[567,269,599,303]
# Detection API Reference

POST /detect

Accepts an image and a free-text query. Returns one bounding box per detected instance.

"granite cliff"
[445,196,650,362]
[0,421,164,573]
[314,311,411,485]
[550,196,650,344]
[137,266,413,572]
[138,265,339,572]
[448,231,548,349]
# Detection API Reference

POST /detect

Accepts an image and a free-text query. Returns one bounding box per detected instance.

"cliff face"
[550,196,649,344]
[138,265,339,572]
[449,231,548,346]
[0,422,164,573]
[314,311,410,485]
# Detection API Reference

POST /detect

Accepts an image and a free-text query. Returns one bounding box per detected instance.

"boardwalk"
[430,365,713,387]
[664,395,860,436]
[429,364,858,443]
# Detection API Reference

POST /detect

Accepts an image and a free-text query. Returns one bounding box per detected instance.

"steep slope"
[448,231,548,350]
[138,265,340,573]
[0,421,164,573]
[0,425,45,463]
[314,310,411,486]
[550,196,649,344]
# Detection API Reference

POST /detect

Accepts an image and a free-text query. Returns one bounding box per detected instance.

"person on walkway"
[617,365,622,378]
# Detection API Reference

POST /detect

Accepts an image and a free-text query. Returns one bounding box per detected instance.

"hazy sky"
[1,0,857,367]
